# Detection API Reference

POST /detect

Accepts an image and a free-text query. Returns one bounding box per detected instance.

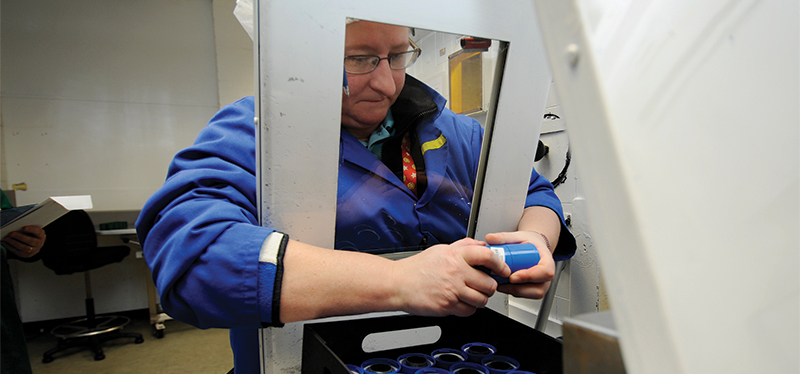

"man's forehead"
[346,20,410,33]
[345,22,411,50]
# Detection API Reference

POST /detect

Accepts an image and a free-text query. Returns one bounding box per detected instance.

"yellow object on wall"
[448,50,482,114]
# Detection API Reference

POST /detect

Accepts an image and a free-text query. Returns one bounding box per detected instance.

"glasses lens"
[390,50,420,70]
[344,56,379,73]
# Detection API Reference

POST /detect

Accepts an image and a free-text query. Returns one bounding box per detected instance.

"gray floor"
[25,311,233,374]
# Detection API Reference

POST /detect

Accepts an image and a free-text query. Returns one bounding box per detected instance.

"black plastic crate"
[302,308,562,374]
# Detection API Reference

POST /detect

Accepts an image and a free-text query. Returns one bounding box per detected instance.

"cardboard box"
[302,308,563,374]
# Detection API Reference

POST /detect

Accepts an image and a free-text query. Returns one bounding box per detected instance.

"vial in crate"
[431,348,467,369]
[481,355,520,374]
[398,353,435,373]
[361,358,401,374]
[461,342,497,363]
[413,368,450,374]
[450,362,490,374]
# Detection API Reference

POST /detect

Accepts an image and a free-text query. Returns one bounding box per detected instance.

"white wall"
[2,0,253,322]
[508,83,605,335]
[1,0,218,211]
[213,0,255,107]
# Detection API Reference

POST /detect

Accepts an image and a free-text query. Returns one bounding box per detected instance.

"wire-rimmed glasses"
[344,39,422,74]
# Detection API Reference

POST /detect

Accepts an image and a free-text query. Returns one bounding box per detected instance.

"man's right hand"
[391,238,510,317]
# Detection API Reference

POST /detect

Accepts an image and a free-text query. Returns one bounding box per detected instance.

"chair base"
[42,316,144,363]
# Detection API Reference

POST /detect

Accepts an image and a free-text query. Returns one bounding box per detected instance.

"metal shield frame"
[254,1,553,372]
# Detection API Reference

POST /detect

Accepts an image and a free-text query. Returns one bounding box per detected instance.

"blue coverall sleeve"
[135,96,282,329]
[525,168,577,260]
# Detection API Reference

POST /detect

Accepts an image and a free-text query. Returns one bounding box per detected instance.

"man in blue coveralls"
[136,17,576,374]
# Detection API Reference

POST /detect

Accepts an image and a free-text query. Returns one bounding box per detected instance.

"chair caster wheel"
[135,336,145,344]
[42,356,54,364]
[154,329,164,339]
[94,353,105,361]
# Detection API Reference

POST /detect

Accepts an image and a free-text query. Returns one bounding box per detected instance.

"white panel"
[1,0,220,210]
[255,1,554,372]
[563,197,600,316]
[535,0,799,373]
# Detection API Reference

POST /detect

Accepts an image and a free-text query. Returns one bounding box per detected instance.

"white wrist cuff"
[259,231,285,264]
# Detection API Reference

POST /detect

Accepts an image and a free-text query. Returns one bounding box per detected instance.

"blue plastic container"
[461,342,497,363]
[361,358,401,374]
[398,353,435,374]
[431,348,467,369]
[413,368,451,374]
[481,355,520,374]
[449,362,490,374]
[485,243,540,284]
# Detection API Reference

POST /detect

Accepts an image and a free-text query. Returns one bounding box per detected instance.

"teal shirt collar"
[359,109,395,159]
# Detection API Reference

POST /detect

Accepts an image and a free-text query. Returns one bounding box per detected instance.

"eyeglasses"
[344,39,422,74]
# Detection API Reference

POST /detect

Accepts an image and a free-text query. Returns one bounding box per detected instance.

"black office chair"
[39,210,144,363]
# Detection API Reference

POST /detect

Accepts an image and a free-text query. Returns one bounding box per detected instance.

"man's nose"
[368,59,397,95]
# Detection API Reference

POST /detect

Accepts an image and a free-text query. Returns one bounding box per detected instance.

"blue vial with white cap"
[361,358,401,374]
[414,368,450,374]
[481,355,520,374]
[483,243,540,284]
[397,353,434,373]
[431,348,467,369]
[461,342,496,363]
[450,362,490,374]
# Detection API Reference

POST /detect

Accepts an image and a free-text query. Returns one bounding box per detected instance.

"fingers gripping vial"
[480,243,540,284]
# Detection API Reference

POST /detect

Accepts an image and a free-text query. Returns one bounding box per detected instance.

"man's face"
[341,21,409,140]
